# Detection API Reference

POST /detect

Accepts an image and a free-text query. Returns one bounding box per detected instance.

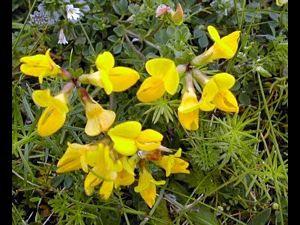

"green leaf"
[63,175,73,189]
[51,175,65,188]
[248,208,271,225]
[187,205,219,225]
[239,93,251,106]
[113,25,125,37]
[198,30,209,48]
[256,66,272,78]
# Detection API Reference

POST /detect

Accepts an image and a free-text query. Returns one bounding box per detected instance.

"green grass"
[12,0,288,224]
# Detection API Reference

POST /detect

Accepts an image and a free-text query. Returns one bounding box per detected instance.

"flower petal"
[163,62,179,95]
[198,100,216,111]
[202,78,219,102]
[178,109,199,130]
[145,58,176,78]
[136,129,163,151]
[32,89,52,107]
[109,67,140,92]
[99,181,114,200]
[208,25,220,42]
[84,171,103,196]
[137,77,165,102]
[100,70,113,95]
[178,91,199,113]
[221,31,240,56]
[213,73,235,89]
[108,121,142,156]
[52,93,69,114]
[96,51,115,71]
[213,90,239,113]
[37,106,66,137]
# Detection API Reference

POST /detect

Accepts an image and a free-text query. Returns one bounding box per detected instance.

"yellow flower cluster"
[19,22,241,208]
[57,121,190,208]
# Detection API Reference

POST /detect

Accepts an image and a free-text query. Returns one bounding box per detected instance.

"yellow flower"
[84,98,115,136]
[192,26,240,65]
[20,49,62,84]
[108,121,163,156]
[32,89,69,137]
[79,51,140,95]
[137,58,179,102]
[154,148,190,177]
[198,73,239,113]
[84,143,123,199]
[178,89,199,130]
[276,0,288,6]
[207,25,240,61]
[134,167,166,208]
[56,143,98,173]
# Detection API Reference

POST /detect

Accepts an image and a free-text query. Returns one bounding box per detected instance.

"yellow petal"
[84,171,103,196]
[32,89,52,107]
[100,70,113,95]
[37,106,66,137]
[136,129,163,151]
[210,30,240,60]
[178,109,199,130]
[20,64,49,78]
[134,168,165,208]
[57,144,84,173]
[145,58,176,78]
[85,101,116,136]
[212,73,235,89]
[109,67,140,92]
[171,158,190,174]
[198,100,216,111]
[96,51,115,71]
[163,62,179,95]
[108,121,142,156]
[115,170,135,188]
[140,183,156,208]
[52,93,69,114]
[208,25,220,42]
[221,31,240,56]
[201,78,219,102]
[213,90,239,113]
[99,181,114,200]
[178,90,199,113]
[137,77,165,102]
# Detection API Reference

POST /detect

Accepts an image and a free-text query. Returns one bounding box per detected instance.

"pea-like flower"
[137,58,179,102]
[178,89,200,131]
[134,166,166,208]
[79,51,140,95]
[80,90,115,136]
[153,148,190,177]
[20,49,62,83]
[198,73,239,113]
[83,143,122,199]
[192,26,240,65]
[32,89,69,137]
[56,142,98,173]
[108,121,163,156]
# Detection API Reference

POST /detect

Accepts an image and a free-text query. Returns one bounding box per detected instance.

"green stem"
[79,20,96,56]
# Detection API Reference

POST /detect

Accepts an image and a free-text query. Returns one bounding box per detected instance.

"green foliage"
[12,0,288,224]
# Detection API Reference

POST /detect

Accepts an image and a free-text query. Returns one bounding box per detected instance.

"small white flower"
[66,4,82,22]
[58,29,68,45]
